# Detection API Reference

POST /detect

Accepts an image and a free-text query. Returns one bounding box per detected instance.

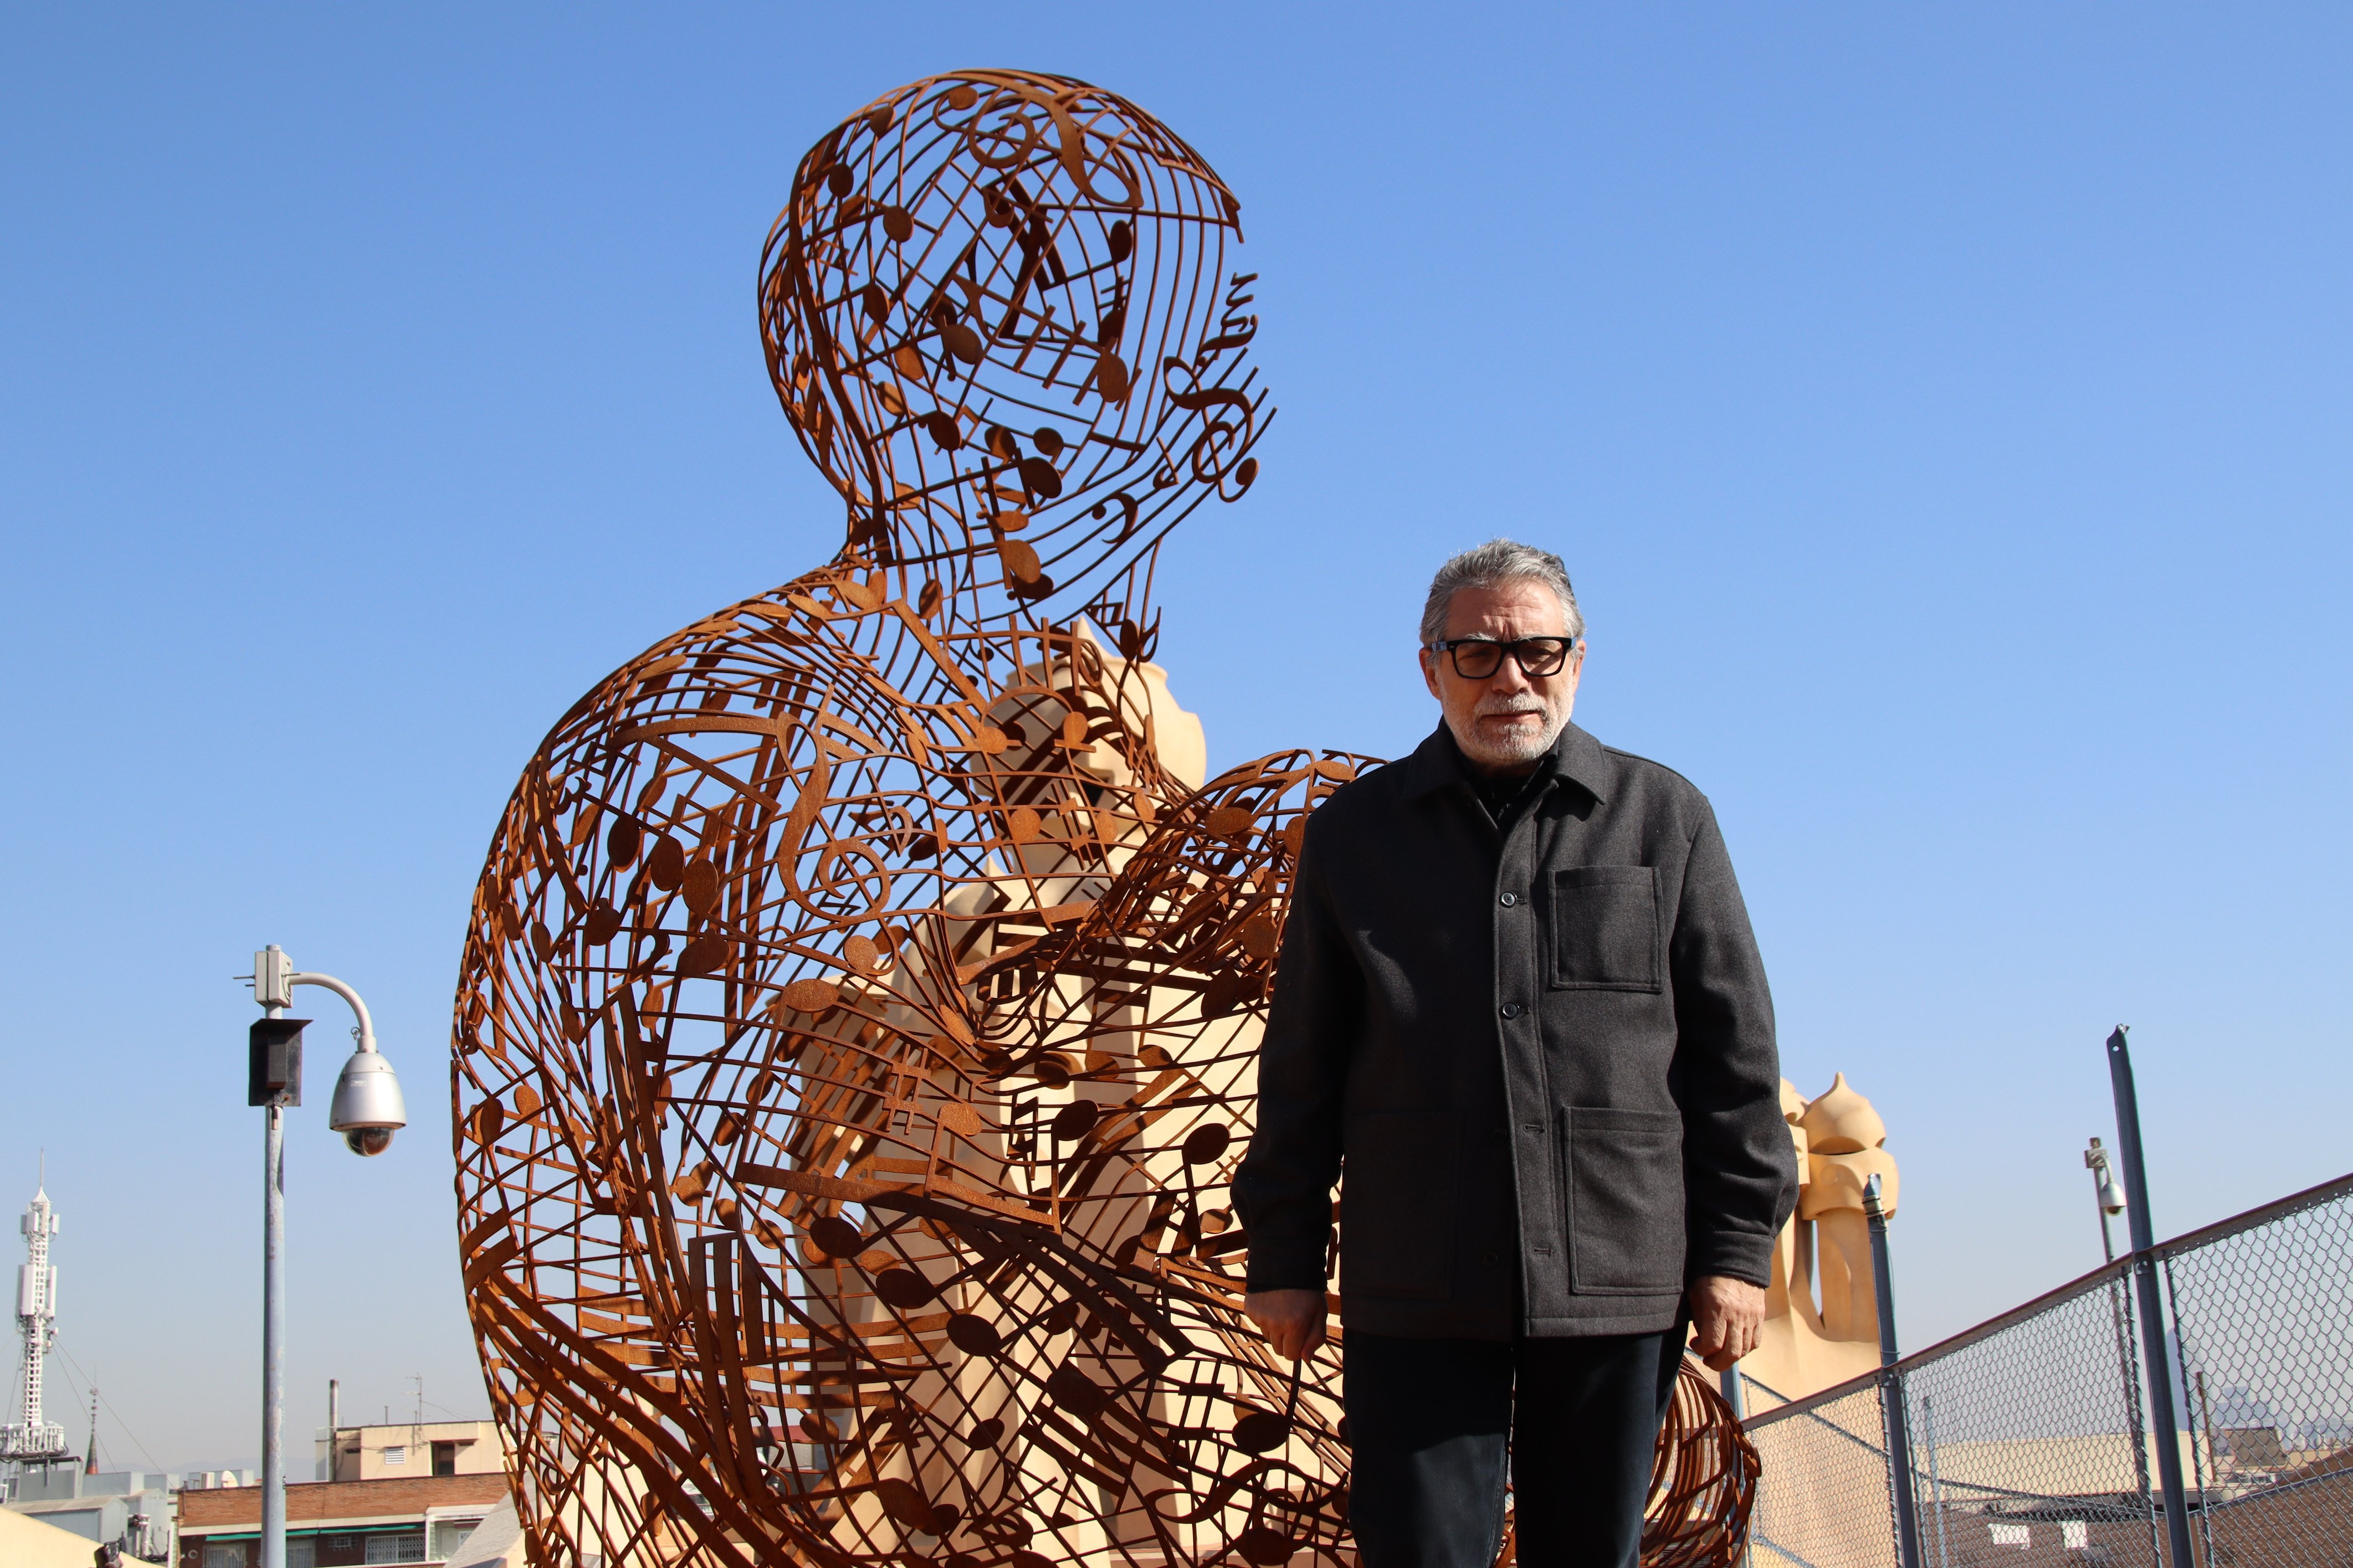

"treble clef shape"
[1160,351,1260,495]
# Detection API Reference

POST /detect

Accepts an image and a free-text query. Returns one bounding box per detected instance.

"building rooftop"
[178,1472,510,1530]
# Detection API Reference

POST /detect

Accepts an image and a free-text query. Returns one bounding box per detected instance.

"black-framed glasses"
[1425,635,1577,680]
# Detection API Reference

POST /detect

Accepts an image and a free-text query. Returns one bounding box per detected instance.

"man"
[1233,539,1797,1568]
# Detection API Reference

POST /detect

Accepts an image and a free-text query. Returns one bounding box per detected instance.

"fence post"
[1720,1368,1754,1568]
[2175,1277,2217,1568]
[1922,1395,1952,1568]
[1865,1175,1926,1568]
[2105,1259,2161,1565]
[2105,1026,2198,1568]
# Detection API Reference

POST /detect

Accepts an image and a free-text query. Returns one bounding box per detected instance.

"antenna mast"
[1,1171,70,1466]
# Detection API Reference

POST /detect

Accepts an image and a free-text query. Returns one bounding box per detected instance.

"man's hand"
[1243,1288,1328,1360]
[1689,1274,1767,1371]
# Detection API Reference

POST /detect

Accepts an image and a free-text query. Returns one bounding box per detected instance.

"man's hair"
[1419,538,1584,646]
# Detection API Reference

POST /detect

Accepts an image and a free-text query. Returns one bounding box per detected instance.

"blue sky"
[3,5,2346,1471]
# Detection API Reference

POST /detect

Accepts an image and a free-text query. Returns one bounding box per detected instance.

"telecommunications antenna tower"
[1,1160,70,1465]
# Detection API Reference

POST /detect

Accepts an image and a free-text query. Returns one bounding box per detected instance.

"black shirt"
[1446,725,1559,834]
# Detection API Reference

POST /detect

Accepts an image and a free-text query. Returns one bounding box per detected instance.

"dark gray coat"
[1233,721,1798,1339]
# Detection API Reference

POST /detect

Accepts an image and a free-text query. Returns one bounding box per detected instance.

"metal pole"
[2092,1129,2161,1549]
[245,945,393,1565]
[1924,1395,1952,1568]
[2193,1367,2223,1568]
[2174,1268,2216,1568]
[1865,1176,1925,1568]
[2109,1263,2156,1525]
[2089,1159,2116,1264]
[2105,1027,2196,1568]
[263,1101,286,1568]
[1719,1366,1753,1568]
[260,963,289,1568]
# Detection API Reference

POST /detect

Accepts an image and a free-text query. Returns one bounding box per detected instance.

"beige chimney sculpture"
[1739,1073,1899,1405]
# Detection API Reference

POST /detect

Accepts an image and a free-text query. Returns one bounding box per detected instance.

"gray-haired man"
[1234,540,1797,1568]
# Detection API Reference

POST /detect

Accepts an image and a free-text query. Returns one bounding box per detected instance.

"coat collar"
[1398,719,1611,805]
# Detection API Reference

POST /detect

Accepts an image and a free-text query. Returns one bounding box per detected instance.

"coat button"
[1481,1250,1504,1268]
[1498,891,1519,907]
[1499,1002,1524,1020]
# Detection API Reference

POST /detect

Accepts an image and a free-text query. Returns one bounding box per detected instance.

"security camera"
[328,1047,407,1159]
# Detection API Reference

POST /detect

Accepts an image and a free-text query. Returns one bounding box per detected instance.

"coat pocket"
[1562,1106,1686,1293]
[1547,865,1660,991]
[1339,1111,1458,1302]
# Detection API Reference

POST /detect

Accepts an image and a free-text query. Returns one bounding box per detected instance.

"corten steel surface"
[450,69,1756,1568]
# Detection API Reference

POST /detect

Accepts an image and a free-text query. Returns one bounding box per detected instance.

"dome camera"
[328,1046,407,1158]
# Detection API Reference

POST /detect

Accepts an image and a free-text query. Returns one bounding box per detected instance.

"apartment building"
[176,1473,506,1567]
[177,1421,511,1567]
[314,1420,503,1483]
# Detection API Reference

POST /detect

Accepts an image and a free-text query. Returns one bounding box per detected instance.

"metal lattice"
[449,68,1756,1568]
[1740,1174,2353,1568]
[1746,1382,1904,1568]
[2162,1180,2353,1568]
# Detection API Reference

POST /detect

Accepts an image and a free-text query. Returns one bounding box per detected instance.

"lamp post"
[245,944,407,1568]
[2083,1137,2129,1263]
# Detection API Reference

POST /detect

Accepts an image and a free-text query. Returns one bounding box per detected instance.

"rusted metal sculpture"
[450,68,1756,1568]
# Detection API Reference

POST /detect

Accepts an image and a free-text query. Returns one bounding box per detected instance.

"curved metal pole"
[290,971,376,1052]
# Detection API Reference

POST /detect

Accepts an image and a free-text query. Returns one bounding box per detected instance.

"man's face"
[1418,579,1585,775]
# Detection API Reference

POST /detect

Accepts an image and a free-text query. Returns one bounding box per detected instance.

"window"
[429,1518,483,1560]
[204,1544,251,1568]
[380,1444,407,1466]
[287,1537,317,1568]
[362,1532,427,1564]
[431,1440,458,1476]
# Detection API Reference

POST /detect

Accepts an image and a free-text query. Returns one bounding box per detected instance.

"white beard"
[1449,697,1568,769]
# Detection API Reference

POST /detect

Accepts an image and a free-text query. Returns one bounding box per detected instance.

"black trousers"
[1343,1330,1679,1568]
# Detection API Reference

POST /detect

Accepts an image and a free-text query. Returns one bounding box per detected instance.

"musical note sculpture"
[449,69,1756,1568]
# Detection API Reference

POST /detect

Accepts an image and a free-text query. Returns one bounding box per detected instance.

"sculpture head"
[760,69,1268,650]
[1796,1071,1898,1220]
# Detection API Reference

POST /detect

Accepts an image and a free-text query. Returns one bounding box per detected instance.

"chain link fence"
[1737,1172,2353,1568]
